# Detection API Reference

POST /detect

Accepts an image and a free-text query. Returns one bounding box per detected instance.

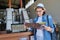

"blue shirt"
[32,14,54,40]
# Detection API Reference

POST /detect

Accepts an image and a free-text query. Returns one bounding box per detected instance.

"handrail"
[25,0,34,9]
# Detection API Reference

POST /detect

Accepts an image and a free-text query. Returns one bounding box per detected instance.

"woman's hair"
[35,6,46,15]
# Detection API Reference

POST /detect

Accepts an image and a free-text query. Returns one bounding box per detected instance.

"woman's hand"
[41,25,52,32]
[45,27,52,32]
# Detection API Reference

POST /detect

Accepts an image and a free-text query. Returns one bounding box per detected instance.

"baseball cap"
[35,3,46,10]
[37,3,44,8]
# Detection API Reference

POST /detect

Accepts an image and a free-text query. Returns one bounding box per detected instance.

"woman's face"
[36,8,44,16]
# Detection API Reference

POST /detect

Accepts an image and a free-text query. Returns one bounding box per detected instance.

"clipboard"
[25,22,46,29]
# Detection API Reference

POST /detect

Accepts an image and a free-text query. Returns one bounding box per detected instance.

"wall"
[27,0,60,24]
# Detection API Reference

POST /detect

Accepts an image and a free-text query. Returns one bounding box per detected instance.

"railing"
[25,0,34,9]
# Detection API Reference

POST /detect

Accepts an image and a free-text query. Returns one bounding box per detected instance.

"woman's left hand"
[45,27,52,32]
[41,25,52,32]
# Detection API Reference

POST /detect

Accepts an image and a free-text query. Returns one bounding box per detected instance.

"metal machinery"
[5,8,30,32]
[0,11,6,31]
[0,0,35,33]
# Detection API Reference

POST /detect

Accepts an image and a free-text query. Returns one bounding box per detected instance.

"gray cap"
[37,3,44,8]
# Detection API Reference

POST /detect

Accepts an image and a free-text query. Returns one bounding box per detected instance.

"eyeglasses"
[36,11,42,13]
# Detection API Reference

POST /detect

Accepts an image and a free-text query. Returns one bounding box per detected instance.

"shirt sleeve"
[48,15,54,33]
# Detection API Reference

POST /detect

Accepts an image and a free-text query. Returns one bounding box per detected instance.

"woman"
[30,3,54,40]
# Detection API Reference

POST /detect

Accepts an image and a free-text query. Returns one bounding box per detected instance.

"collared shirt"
[36,16,44,40]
